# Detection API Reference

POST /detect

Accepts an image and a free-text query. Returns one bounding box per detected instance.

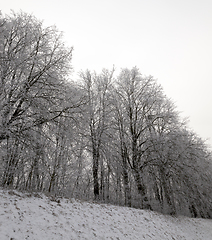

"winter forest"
[0,12,212,219]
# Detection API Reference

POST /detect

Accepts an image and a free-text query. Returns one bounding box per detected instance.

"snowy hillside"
[0,189,211,240]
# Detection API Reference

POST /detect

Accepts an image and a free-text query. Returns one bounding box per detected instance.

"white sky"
[1,0,212,147]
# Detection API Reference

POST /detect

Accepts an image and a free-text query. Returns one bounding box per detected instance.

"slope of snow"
[0,189,211,240]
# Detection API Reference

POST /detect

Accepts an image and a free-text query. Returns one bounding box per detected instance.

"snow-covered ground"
[0,189,211,240]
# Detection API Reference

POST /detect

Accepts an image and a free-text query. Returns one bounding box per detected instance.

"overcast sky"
[1,0,212,147]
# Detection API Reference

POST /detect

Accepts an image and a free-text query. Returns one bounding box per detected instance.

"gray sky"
[1,0,212,147]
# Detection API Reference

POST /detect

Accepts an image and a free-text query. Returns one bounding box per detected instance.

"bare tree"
[0,11,73,188]
[0,11,73,142]
[79,69,114,199]
[112,67,181,209]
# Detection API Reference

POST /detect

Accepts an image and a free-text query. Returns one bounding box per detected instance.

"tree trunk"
[133,169,147,208]
[93,148,100,199]
[100,159,105,201]
[160,168,176,215]
[49,169,56,192]
[105,163,110,202]
[122,151,131,207]
[2,138,19,187]
[123,168,131,207]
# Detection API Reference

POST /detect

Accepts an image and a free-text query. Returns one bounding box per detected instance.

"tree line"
[0,11,212,218]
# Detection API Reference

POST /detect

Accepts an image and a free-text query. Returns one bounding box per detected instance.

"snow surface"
[0,189,211,240]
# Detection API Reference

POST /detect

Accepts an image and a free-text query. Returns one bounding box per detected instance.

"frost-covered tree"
[112,68,171,208]
[0,11,73,187]
[111,67,212,217]
[79,69,114,199]
[1,11,211,218]
[0,11,73,142]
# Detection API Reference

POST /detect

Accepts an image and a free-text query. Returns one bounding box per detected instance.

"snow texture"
[0,189,211,240]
